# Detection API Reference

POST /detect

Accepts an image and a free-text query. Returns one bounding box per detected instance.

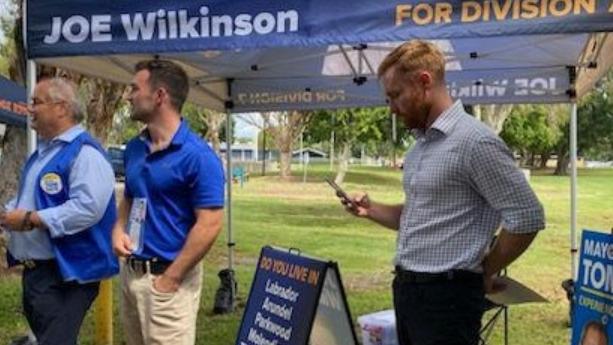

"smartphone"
[324,178,358,208]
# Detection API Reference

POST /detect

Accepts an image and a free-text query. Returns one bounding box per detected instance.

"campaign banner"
[571,230,613,345]
[232,69,570,112]
[27,0,613,58]
[236,246,357,345]
[0,77,28,128]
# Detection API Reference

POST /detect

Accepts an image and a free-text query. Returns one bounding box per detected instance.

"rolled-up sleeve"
[469,136,545,234]
[37,145,115,238]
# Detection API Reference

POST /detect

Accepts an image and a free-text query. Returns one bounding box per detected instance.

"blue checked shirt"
[396,101,545,273]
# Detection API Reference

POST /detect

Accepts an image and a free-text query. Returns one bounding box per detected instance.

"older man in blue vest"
[0,77,118,345]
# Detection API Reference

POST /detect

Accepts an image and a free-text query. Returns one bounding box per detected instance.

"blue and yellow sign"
[572,230,613,345]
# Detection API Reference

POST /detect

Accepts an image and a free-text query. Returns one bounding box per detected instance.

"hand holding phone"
[325,178,358,209]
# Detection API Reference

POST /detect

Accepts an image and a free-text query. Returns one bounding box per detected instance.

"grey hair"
[45,78,85,123]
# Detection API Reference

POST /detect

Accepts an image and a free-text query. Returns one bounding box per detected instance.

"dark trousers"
[22,261,99,345]
[392,272,485,345]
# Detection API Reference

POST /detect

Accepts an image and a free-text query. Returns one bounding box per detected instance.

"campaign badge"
[40,173,63,195]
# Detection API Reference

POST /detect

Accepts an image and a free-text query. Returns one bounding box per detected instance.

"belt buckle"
[128,258,145,274]
[136,260,146,274]
[23,260,36,269]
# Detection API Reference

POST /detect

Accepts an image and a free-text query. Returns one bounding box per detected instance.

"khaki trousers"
[120,261,203,345]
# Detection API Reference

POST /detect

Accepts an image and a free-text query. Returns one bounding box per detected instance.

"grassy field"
[1,165,611,345]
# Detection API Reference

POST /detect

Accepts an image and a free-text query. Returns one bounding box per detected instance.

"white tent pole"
[570,102,578,281]
[24,0,36,155]
[223,79,236,274]
[26,60,36,155]
[225,109,234,271]
[300,130,304,167]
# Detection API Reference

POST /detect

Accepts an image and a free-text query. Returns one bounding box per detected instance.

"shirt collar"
[56,124,85,142]
[38,124,84,150]
[140,118,189,148]
[170,119,189,147]
[412,100,464,139]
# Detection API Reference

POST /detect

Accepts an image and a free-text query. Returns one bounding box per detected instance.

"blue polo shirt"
[124,120,225,261]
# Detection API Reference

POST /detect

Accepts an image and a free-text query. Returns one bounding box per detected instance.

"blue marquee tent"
[0,76,28,128]
[24,0,613,279]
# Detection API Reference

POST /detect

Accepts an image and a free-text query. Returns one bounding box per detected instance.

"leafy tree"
[256,127,274,151]
[107,103,142,145]
[577,74,613,161]
[182,103,230,154]
[500,105,562,167]
[554,70,613,175]
[304,107,409,183]
[475,104,514,134]
[239,112,312,180]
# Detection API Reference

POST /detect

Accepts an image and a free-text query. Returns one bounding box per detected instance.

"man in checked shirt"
[343,40,545,345]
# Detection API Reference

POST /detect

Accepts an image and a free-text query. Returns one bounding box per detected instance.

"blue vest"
[16,132,119,282]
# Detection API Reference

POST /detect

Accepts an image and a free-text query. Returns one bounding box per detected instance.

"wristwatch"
[21,211,34,231]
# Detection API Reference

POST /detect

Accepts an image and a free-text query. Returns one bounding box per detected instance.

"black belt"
[394,266,481,284]
[19,259,56,270]
[126,257,172,275]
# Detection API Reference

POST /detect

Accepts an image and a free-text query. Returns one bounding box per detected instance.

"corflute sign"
[236,246,357,345]
[572,230,613,345]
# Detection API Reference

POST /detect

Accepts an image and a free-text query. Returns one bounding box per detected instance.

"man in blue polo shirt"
[0,77,118,345]
[112,59,225,345]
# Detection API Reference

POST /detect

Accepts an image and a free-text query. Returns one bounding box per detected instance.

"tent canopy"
[24,0,613,284]
[26,0,613,112]
[0,76,28,128]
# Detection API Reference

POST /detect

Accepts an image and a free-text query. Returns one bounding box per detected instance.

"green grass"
[1,165,612,345]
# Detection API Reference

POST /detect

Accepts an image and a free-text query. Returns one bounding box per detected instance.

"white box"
[357,309,399,345]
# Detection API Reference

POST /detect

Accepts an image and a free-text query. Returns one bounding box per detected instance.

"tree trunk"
[84,79,125,145]
[203,110,224,155]
[256,111,313,180]
[0,127,27,205]
[520,150,530,167]
[334,142,352,185]
[478,104,514,134]
[7,1,25,85]
[277,120,292,180]
[279,150,292,180]
[554,152,570,176]
[208,130,221,154]
[540,152,551,169]
[0,127,27,270]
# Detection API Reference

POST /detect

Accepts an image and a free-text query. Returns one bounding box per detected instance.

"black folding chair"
[480,235,509,345]
[479,298,508,345]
